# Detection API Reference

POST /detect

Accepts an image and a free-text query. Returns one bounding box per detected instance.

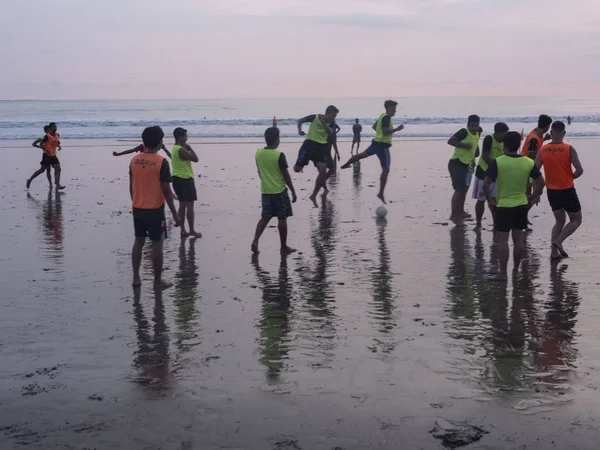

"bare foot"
[473,223,482,231]
[293,165,303,173]
[189,231,202,238]
[56,185,66,190]
[488,273,508,282]
[154,279,173,290]
[132,276,142,287]
[377,192,387,204]
[26,179,31,189]
[553,242,569,258]
[449,216,464,226]
[462,212,472,218]
[281,246,297,254]
[180,231,189,238]
[341,163,351,169]
[309,194,319,208]
[251,242,260,254]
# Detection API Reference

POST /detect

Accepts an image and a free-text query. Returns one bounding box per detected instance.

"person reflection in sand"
[131,289,172,392]
[446,226,476,323]
[27,189,64,260]
[174,238,200,351]
[368,217,397,351]
[252,254,293,381]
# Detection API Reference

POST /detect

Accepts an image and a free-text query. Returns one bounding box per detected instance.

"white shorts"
[472,177,496,201]
[466,167,474,187]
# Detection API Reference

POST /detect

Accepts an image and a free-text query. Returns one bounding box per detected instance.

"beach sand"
[1,137,600,449]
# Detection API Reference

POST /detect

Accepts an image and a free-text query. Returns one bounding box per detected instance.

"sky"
[1,0,599,99]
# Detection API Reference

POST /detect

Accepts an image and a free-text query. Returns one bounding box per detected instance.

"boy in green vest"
[171,127,201,238]
[484,131,545,281]
[294,105,339,208]
[341,100,404,204]
[447,115,481,224]
[252,127,297,255]
[471,122,509,229]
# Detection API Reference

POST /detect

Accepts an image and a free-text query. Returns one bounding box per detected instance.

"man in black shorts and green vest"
[252,127,297,255]
[471,122,509,230]
[340,100,404,204]
[447,115,481,224]
[484,131,545,281]
[171,127,201,238]
[294,105,339,208]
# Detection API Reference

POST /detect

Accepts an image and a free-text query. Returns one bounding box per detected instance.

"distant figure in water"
[130,126,180,289]
[567,115,572,125]
[252,127,297,255]
[294,105,339,208]
[272,116,278,127]
[484,131,545,281]
[27,122,65,191]
[536,120,584,260]
[341,100,404,204]
[351,119,362,155]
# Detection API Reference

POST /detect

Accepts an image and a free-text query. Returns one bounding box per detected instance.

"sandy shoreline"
[1,138,600,448]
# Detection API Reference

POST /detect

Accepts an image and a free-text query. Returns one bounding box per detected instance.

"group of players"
[24,102,584,286]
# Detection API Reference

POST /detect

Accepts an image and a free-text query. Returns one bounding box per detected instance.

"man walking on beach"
[294,105,339,208]
[484,131,545,281]
[27,122,65,191]
[130,126,180,289]
[536,121,584,260]
[252,127,297,255]
[171,127,202,238]
[471,122,509,229]
[351,119,362,155]
[447,115,481,224]
[340,100,404,204]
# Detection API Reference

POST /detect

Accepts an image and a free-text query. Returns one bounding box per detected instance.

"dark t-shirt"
[278,152,288,171]
[486,154,541,181]
[451,128,469,141]
[130,158,172,220]
[353,123,363,136]
[374,115,391,130]
[327,121,340,144]
[475,135,494,179]
[301,114,317,123]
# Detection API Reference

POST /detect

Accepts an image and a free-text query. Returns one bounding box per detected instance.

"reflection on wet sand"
[27,190,64,263]
[252,254,293,382]
[446,226,476,325]
[368,218,397,353]
[295,189,339,367]
[174,238,200,353]
[131,289,172,393]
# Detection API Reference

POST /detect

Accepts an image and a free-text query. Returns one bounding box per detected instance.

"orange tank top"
[43,132,60,156]
[520,129,543,158]
[130,153,166,210]
[539,143,574,190]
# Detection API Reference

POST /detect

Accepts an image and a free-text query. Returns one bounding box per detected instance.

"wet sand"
[1,138,600,449]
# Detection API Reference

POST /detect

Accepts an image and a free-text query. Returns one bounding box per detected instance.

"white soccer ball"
[376,206,388,218]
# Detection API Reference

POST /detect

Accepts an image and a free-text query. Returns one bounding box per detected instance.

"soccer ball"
[376,206,388,218]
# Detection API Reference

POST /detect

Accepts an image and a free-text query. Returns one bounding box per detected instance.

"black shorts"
[547,187,581,213]
[261,189,293,220]
[448,159,469,192]
[134,217,167,241]
[172,176,197,202]
[295,140,330,167]
[495,205,528,232]
[41,154,60,167]
[353,135,361,143]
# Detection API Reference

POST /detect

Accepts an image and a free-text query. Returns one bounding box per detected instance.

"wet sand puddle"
[1,139,600,448]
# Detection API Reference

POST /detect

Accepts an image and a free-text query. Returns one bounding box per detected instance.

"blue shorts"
[133,218,167,241]
[365,142,391,169]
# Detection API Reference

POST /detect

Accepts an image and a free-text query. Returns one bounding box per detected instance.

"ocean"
[1,97,599,142]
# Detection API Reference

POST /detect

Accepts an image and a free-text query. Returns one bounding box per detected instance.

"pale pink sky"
[2,0,599,99]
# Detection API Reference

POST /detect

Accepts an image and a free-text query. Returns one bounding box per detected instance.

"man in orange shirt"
[536,121,584,260]
[130,126,180,289]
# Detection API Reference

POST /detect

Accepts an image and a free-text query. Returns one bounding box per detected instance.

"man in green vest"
[447,115,481,224]
[340,100,404,204]
[471,122,509,230]
[252,127,297,255]
[294,105,339,208]
[484,131,545,281]
[171,127,201,238]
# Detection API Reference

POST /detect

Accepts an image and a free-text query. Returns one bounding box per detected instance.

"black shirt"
[486,154,542,181]
[352,124,362,136]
